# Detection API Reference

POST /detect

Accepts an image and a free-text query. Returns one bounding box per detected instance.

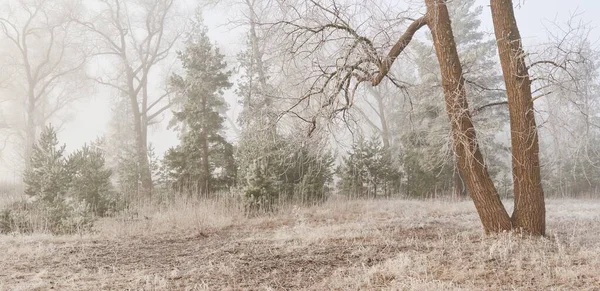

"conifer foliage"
[3,126,118,234]
[164,17,235,196]
[23,125,71,203]
[338,135,402,198]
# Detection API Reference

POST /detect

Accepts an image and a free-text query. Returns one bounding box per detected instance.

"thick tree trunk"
[129,95,153,197]
[490,0,545,235]
[424,0,512,233]
[24,93,36,166]
[133,110,153,197]
[125,67,153,197]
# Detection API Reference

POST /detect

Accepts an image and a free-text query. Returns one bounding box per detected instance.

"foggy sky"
[31,0,600,165]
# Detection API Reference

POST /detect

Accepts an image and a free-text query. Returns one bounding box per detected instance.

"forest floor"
[0,197,599,290]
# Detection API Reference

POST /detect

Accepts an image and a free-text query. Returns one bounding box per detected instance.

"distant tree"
[338,135,401,198]
[0,0,90,166]
[237,129,334,211]
[104,96,142,196]
[401,131,453,198]
[79,0,183,195]
[164,19,234,196]
[234,22,335,209]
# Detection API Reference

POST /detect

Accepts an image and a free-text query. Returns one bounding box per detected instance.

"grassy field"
[0,197,599,290]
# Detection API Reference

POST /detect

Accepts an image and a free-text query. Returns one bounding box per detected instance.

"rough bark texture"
[490,0,545,235]
[200,96,211,196]
[424,0,512,233]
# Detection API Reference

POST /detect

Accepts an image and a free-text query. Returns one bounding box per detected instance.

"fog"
[1,0,600,197]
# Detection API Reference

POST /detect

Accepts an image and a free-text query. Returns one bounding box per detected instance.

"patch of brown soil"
[0,223,439,290]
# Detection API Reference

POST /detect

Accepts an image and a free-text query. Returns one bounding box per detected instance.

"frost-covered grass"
[0,197,599,290]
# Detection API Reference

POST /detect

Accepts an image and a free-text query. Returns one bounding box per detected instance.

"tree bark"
[130,95,153,197]
[424,0,512,233]
[489,0,545,235]
[128,71,153,197]
[200,96,211,196]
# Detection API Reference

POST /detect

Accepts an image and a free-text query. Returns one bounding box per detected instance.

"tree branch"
[372,16,428,86]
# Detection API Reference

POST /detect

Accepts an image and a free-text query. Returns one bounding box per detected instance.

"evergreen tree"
[164,17,234,196]
[338,135,402,198]
[23,125,70,202]
[234,31,335,210]
[67,138,116,216]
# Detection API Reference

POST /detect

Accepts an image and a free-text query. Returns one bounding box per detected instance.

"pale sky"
[47,0,600,165]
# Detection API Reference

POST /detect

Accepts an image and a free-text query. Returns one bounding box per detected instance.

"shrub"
[40,198,95,234]
[0,199,95,235]
[67,141,121,216]
[0,201,33,234]
[7,127,124,234]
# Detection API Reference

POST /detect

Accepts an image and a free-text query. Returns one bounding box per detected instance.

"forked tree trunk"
[424,0,512,233]
[490,0,545,235]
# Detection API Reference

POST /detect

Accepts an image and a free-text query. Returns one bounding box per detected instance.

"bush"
[237,130,334,214]
[8,127,124,234]
[0,201,33,234]
[40,198,95,234]
[0,199,95,235]
[67,141,122,216]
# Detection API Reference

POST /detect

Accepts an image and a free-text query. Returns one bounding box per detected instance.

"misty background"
[5,0,596,157]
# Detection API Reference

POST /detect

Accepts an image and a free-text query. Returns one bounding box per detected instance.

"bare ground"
[1,198,599,290]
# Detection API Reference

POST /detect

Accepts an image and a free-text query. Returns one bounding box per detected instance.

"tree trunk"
[370,87,391,149]
[489,0,545,235]
[200,96,211,196]
[135,113,153,197]
[424,0,512,233]
[24,94,36,167]
[129,94,153,197]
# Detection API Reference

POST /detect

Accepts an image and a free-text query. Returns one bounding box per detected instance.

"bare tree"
[0,0,89,167]
[269,0,568,234]
[77,0,183,195]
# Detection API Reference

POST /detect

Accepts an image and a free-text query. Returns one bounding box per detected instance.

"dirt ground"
[1,199,599,290]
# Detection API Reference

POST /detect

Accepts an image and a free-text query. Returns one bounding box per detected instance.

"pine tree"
[338,135,402,198]
[164,17,234,196]
[23,125,70,202]
[67,138,116,216]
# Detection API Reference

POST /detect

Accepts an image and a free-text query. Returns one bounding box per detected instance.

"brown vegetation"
[0,197,598,290]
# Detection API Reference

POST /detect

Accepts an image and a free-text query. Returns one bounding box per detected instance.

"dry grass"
[0,197,599,290]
